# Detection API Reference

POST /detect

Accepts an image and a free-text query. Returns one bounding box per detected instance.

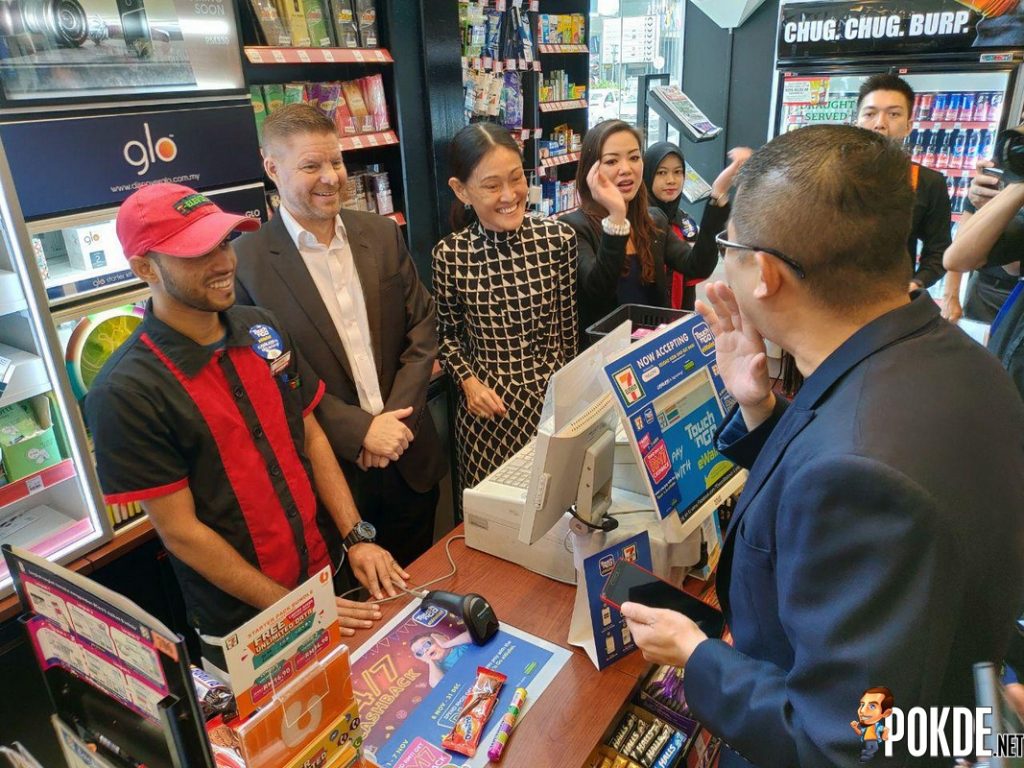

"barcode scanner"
[422,590,499,645]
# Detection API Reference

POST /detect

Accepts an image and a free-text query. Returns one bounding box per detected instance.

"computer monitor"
[518,324,632,545]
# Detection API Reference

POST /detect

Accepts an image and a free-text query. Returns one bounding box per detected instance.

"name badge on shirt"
[679,216,698,241]
[249,323,291,375]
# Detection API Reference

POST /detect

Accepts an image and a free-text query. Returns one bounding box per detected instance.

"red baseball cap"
[116,183,259,259]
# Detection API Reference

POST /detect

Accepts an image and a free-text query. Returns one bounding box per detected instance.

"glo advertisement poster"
[350,601,570,768]
[604,314,740,526]
[0,0,244,103]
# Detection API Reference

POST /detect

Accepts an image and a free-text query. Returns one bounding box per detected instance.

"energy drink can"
[959,92,976,122]
[974,92,990,123]
[945,93,963,122]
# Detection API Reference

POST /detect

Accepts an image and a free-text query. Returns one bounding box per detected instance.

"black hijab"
[643,141,685,225]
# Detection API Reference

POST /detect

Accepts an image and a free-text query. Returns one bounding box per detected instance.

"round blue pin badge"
[248,323,284,360]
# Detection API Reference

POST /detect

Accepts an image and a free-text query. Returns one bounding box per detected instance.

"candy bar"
[442,666,506,757]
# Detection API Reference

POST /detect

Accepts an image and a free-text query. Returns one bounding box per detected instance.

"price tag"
[26,475,43,495]
[506,58,515,70]
[297,49,311,62]
[512,0,522,6]
[533,60,541,71]
[493,60,503,72]
[478,57,488,69]
[247,49,263,63]
[353,50,365,62]
[530,0,538,9]
[367,133,379,146]
[272,49,286,63]
[374,50,386,62]
[496,0,506,9]
[322,49,335,62]
[351,136,363,149]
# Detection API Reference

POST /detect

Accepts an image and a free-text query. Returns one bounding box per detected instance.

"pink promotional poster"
[350,601,569,768]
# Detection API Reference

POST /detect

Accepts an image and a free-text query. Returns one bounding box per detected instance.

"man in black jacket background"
[856,74,953,298]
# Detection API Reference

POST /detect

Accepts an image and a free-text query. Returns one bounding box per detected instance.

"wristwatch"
[343,520,376,550]
[601,216,631,236]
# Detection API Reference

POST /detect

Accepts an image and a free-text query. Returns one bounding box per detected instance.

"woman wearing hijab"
[643,142,752,310]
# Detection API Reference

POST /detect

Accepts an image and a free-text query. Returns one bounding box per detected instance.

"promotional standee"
[565,315,746,670]
[775,0,1024,229]
[2,545,214,767]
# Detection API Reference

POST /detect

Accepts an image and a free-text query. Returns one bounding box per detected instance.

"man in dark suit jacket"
[234,104,445,567]
[622,125,1024,767]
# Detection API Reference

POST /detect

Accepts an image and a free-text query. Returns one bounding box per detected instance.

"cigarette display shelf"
[244,46,393,65]
[539,98,587,112]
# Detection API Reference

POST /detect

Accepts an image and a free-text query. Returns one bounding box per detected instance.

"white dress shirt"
[278,205,384,415]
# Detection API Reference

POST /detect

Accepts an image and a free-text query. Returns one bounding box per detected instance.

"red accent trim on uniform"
[303,379,326,418]
[140,332,306,586]
[104,477,189,505]
[230,347,330,575]
[684,278,703,287]
[670,223,686,310]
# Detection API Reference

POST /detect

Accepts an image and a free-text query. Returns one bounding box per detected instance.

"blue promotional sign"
[0,102,262,219]
[583,531,652,670]
[604,314,739,523]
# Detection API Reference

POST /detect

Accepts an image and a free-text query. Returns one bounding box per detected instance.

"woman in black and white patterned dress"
[432,123,578,492]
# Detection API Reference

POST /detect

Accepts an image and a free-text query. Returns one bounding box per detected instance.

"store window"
[588,0,684,144]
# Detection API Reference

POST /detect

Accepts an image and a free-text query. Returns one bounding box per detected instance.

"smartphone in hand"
[600,559,725,639]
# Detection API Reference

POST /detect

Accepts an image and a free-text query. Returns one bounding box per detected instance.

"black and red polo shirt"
[84,302,339,637]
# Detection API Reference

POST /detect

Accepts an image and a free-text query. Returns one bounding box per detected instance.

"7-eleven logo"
[613,366,644,404]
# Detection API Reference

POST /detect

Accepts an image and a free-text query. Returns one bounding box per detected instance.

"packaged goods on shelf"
[539,179,577,216]
[460,1,535,62]
[250,88,268,143]
[540,70,586,104]
[248,0,291,45]
[536,13,585,44]
[278,0,312,47]
[329,0,360,47]
[463,71,524,130]
[303,0,334,47]
[341,166,393,214]
[352,0,378,47]
[254,75,389,138]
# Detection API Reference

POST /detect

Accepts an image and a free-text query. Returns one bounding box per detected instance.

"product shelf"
[537,44,588,54]
[540,151,581,168]
[913,120,997,131]
[244,47,393,65]
[539,99,588,113]
[461,56,541,72]
[0,458,77,510]
[0,270,26,316]
[0,344,50,407]
[338,130,400,152]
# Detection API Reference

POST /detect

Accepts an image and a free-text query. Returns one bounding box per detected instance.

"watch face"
[355,521,376,540]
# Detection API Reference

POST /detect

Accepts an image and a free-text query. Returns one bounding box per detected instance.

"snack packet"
[442,667,506,757]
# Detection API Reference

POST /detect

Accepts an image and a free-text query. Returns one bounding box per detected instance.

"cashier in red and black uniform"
[84,183,409,664]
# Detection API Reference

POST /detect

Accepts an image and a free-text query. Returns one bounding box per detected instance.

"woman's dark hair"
[576,120,657,284]
[448,122,524,232]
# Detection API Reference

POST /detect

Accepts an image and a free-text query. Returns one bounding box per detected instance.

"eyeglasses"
[412,638,435,659]
[715,230,806,279]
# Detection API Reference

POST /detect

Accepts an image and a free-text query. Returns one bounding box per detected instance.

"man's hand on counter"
[335,597,383,636]
[349,542,410,600]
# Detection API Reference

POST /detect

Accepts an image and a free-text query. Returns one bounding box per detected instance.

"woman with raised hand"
[643,141,752,310]
[432,123,578,492]
[562,120,746,340]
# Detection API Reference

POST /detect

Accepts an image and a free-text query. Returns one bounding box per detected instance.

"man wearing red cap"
[84,184,407,663]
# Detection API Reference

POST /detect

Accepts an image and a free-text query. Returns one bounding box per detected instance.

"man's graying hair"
[731,124,914,309]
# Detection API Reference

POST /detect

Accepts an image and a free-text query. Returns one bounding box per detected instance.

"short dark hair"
[263,103,335,152]
[857,74,915,114]
[731,124,913,309]
[447,122,523,231]
[863,686,895,714]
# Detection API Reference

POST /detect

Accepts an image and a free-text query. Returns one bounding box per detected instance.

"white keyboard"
[490,444,536,489]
